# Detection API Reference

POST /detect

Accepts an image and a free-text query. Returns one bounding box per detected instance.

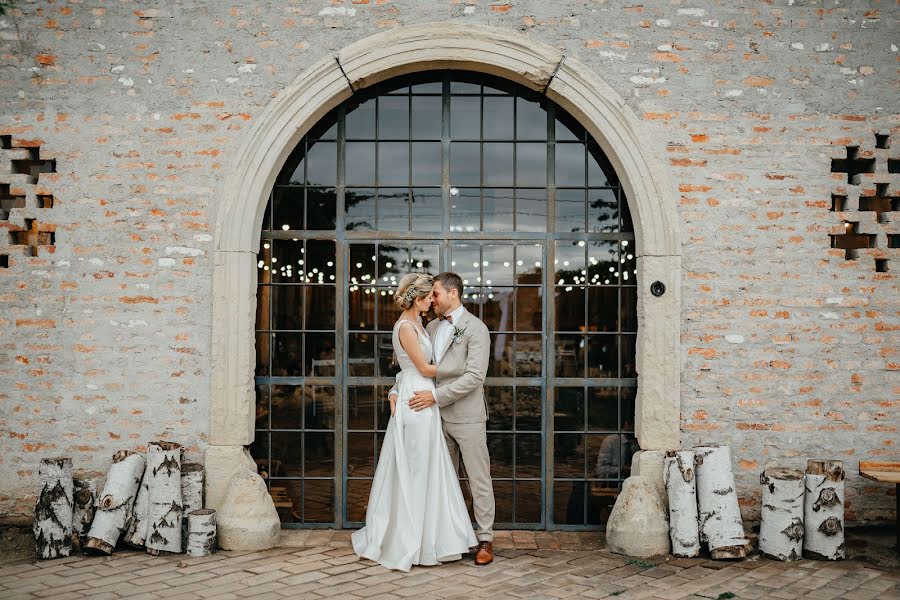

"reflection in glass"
[271,285,303,331]
[588,286,618,333]
[305,386,336,430]
[450,95,480,139]
[483,96,514,139]
[516,96,546,140]
[515,288,542,332]
[555,286,585,332]
[346,98,376,139]
[305,141,337,186]
[587,335,617,378]
[302,478,333,522]
[556,143,586,187]
[271,332,303,377]
[306,333,336,376]
[348,334,374,375]
[483,143,514,187]
[411,96,442,139]
[450,142,480,186]
[411,188,441,231]
[556,189,585,233]
[272,186,303,232]
[305,287,336,330]
[554,433,584,478]
[516,189,546,232]
[516,143,546,187]
[486,387,514,431]
[378,95,409,139]
[555,241,585,283]
[555,334,585,377]
[588,188,618,233]
[271,432,302,476]
[514,336,542,377]
[587,388,618,432]
[377,188,409,231]
[451,188,480,232]
[306,188,337,230]
[267,385,298,430]
[347,432,374,477]
[345,188,375,231]
[378,142,409,186]
[411,142,442,186]
[346,142,376,186]
[483,188,514,232]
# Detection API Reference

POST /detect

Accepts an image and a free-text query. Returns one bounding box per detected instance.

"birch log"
[694,445,748,559]
[664,450,700,557]
[759,468,805,561]
[85,450,145,555]
[71,477,96,553]
[123,468,151,548]
[186,509,217,557]
[180,463,204,550]
[803,460,845,560]
[33,457,74,559]
[145,441,183,555]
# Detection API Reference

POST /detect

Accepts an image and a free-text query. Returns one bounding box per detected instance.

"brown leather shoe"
[474,541,493,565]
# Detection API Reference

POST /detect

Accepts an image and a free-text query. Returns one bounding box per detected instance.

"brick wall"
[1,1,896,523]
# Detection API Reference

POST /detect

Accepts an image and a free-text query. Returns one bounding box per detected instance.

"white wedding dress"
[352,319,477,571]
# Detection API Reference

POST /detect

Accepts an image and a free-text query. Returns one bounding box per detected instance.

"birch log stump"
[694,445,748,559]
[186,509,217,557]
[145,441,183,555]
[180,463,204,551]
[664,450,700,557]
[71,477,96,553]
[85,450,145,555]
[33,457,74,559]
[123,468,151,548]
[803,460,845,560]
[759,468,805,561]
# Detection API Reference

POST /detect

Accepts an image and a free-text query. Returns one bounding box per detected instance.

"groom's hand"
[409,390,436,411]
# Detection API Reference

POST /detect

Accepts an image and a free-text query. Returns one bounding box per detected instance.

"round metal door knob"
[650,281,666,297]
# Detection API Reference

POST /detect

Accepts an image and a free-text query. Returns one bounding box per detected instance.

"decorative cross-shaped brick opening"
[11,147,56,181]
[830,222,875,260]
[889,235,900,249]
[0,183,26,219]
[9,218,56,257]
[889,159,899,174]
[875,133,890,150]
[875,259,889,273]
[830,194,847,212]
[0,135,10,150]
[831,146,875,185]
[858,183,899,223]
[0,255,7,268]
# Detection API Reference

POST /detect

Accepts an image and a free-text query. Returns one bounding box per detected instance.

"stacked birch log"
[33,442,218,560]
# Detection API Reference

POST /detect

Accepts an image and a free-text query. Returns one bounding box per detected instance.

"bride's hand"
[390,394,396,416]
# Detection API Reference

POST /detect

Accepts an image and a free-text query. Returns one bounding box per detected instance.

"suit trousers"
[442,420,494,542]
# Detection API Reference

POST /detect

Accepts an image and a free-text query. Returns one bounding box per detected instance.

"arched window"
[252,71,637,529]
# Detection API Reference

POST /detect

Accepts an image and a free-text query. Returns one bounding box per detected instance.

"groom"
[391,271,495,565]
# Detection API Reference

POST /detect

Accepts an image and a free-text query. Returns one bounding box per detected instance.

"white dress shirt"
[433,304,466,365]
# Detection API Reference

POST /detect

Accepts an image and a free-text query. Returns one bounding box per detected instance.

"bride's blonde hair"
[393,273,434,309]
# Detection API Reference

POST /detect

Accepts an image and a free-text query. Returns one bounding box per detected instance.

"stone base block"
[204,445,258,512]
[216,468,281,551]
[632,449,669,512]
[606,476,670,558]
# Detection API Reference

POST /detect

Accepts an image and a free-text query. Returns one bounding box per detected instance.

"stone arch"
[208,24,682,488]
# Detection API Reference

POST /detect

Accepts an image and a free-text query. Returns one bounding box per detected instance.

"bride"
[352,273,477,571]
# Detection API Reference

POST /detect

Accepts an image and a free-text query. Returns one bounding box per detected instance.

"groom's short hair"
[434,272,463,298]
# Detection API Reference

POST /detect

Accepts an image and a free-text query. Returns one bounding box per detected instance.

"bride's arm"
[398,324,437,378]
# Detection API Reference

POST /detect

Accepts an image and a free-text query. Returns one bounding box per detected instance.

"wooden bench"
[858,460,900,551]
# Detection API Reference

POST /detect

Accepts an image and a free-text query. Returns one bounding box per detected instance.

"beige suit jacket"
[426,308,490,424]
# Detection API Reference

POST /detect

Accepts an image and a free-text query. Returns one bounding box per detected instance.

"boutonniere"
[452,325,467,344]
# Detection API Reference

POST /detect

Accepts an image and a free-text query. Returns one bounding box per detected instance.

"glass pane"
[516,189,546,232]
[483,143,514,187]
[621,287,637,333]
[378,142,409,187]
[450,95,480,139]
[411,80,442,94]
[554,433,584,478]
[349,287,375,330]
[621,334,636,378]
[554,387,584,432]
[346,98,376,139]
[282,151,304,185]
[556,189,585,233]
[305,287,336,329]
[556,111,585,142]
[516,143,546,187]
[270,384,302,430]
[555,240,585,283]
[271,432,302,476]
[376,385,393,430]
[515,434,542,478]
[306,240,335,281]
[305,141,337,186]
[555,334,585,377]
[349,333,375,375]
[588,188,618,233]
[411,95,442,139]
[347,479,371,523]
[272,239,305,278]
[249,428,268,472]
[346,141,376,186]
[482,287,512,332]
[587,335,616,378]
[515,335,542,377]
[272,186,303,232]
[377,188,409,231]
[621,241,637,285]
[377,333,399,377]
[347,432,375,477]
[451,79,480,94]
[411,187,441,232]
[621,194,635,232]
[516,386,541,431]
[516,244,543,284]
[306,386,335,430]
[588,143,617,186]
[450,142,480,186]
[555,143,586,187]
[270,480,300,522]
[483,188,514,232]
[621,388,636,430]
[378,95,409,139]
[515,287,542,332]
[554,480,586,525]
[451,188,480,233]
[588,482,620,524]
[255,333,270,376]
[516,480,542,523]
[483,245,514,286]
[493,480,513,523]
[587,240,618,285]
[271,333,303,377]
[271,285,303,330]
[590,434,630,480]
[450,245,479,286]
[555,286,585,333]
[411,142,441,186]
[347,385,375,430]
[410,243,440,274]
[483,96,514,140]
[376,244,406,281]
[345,188,376,231]
[516,96,546,140]
[306,188,337,230]
[488,333,511,376]
[588,286,618,333]
[587,387,618,432]
[254,385,270,430]
[302,478,333,523]
[488,433,514,478]
[485,386,514,431]
[306,332,336,376]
